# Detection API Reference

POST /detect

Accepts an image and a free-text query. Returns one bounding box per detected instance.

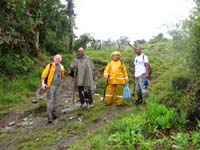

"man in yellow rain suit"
[103,51,128,106]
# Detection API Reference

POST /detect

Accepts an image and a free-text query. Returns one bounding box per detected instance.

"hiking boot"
[32,99,38,104]
[90,104,94,108]
[117,104,125,107]
[134,99,142,104]
[81,103,87,108]
[142,99,148,105]
[52,114,58,120]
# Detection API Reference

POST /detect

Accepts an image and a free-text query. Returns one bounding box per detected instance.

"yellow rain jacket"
[41,63,64,87]
[103,60,128,85]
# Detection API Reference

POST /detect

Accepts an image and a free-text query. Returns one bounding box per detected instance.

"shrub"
[0,53,36,78]
[146,100,176,130]
[0,92,22,105]
[172,76,190,91]
[109,115,145,149]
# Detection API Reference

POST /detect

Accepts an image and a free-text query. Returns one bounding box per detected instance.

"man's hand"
[104,74,109,79]
[146,73,149,79]
[74,63,78,68]
[42,83,47,90]
[125,78,129,84]
[41,79,47,90]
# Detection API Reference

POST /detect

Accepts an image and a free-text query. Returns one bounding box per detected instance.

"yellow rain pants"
[105,84,124,106]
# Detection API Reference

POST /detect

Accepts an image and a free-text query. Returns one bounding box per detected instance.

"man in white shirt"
[134,47,150,104]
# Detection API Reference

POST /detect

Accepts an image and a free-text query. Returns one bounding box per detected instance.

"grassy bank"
[70,100,200,150]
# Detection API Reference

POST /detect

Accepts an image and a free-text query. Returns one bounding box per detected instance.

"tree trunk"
[32,19,41,58]
[69,16,74,53]
[31,29,40,58]
[68,0,74,53]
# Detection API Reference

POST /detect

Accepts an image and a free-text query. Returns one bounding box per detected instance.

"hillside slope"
[0,42,199,150]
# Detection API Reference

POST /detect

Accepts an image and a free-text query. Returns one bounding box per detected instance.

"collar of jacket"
[76,55,86,59]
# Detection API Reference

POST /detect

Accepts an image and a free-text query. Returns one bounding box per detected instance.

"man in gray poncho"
[70,47,95,108]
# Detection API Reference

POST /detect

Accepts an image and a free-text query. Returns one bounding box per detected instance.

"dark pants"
[78,86,93,104]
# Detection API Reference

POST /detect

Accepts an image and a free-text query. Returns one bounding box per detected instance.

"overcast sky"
[61,0,194,41]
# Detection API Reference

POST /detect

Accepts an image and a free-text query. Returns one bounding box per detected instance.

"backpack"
[44,63,52,84]
[143,54,152,77]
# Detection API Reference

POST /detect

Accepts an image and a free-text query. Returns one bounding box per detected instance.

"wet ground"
[0,77,138,150]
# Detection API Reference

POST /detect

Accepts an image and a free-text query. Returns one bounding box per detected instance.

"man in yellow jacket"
[103,51,128,106]
[41,54,64,123]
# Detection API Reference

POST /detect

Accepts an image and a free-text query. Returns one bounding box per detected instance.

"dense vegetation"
[0,0,200,149]
[0,0,70,78]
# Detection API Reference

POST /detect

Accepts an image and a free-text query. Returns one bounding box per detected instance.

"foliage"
[1,0,200,149]
[146,100,176,130]
[0,0,70,76]
[108,100,189,149]
[74,33,94,50]
[0,66,41,106]
[185,1,200,123]
[171,133,190,150]
[149,33,168,44]
[192,131,200,149]
[167,22,189,50]
[0,53,36,77]
[187,0,200,69]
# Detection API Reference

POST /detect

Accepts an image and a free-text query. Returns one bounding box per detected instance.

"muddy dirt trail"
[0,77,143,150]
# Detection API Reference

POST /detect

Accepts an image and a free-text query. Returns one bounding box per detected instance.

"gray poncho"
[70,55,95,91]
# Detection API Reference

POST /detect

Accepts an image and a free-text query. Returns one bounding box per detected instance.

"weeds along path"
[58,105,140,149]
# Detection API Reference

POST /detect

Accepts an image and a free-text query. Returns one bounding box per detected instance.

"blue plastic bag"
[144,78,149,87]
[123,84,131,100]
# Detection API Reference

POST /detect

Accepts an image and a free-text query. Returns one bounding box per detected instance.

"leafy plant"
[192,131,200,149]
[109,115,145,149]
[146,100,176,130]
[177,111,188,131]
[156,137,171,150]
[171,133,190,150]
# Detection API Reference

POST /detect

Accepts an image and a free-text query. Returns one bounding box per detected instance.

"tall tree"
[67,0,75,53]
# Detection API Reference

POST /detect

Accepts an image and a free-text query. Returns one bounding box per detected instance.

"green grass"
[0,67,42,117]
[15,127,59,150]
[70,106,145,150]
[69,41,200,149]
[70,100,200,150]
